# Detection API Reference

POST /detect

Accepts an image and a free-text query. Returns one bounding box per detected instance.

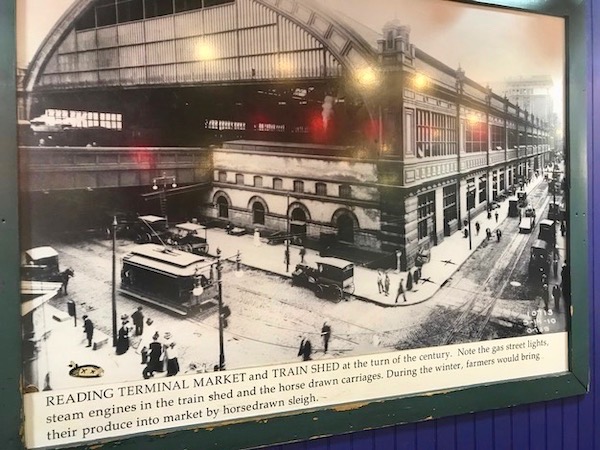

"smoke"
[322,95,335,131]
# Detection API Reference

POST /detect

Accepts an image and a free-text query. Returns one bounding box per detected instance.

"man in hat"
[132,306,144,336]
[83,315,94,348]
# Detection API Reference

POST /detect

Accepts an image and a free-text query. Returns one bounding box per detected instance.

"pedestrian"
[552,284,561,311]
[413,267,421,285]
[475,221,481,235]
[463,228,469,239]
[553,254,559,278]
[406,271,413,291]
[299,246,306,264]
[165,342,180,377]
[395,278,407,303]
[496,229,502,242]
[560,221,566,236]
[298,336,313,361]
[542,283,549,310]
[486,228,492,241]
[141,346,148,365]
[377,270,384,294]
[82,315,94,348]
[132,306,144,336]
[116,320,131,355]
[253,228,261,247]
[321,322,332,353]
[384,271,390,296]
[143,332,163,379]
[495,211,499,223]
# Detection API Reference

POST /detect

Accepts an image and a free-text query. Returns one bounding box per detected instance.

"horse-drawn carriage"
[21,246,74,295]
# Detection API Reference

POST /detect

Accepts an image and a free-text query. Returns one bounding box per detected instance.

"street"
[37,169,567,389]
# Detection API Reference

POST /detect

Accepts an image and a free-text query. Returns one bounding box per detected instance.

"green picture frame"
[1,0,588,449]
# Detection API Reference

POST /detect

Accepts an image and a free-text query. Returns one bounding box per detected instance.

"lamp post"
[152,172,177,223]
[111,215,118,347]
[285,193,290,273]
[467,185,475,251]
[216,248,225,370]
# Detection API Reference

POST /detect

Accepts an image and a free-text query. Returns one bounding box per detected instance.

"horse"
[50,268,74,295]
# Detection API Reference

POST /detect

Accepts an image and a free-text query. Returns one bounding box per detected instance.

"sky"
[16,0,564,113]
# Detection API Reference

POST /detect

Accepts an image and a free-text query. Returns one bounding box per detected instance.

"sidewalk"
[205,175,547,308]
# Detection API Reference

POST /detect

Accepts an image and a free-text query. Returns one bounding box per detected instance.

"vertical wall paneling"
[372,425,395,450]
[238,0,276,28]
[528,404,547,450]
[204,2,237,34]
[434,417,456,450]
[174,10,204,38]
[473,411,494,450]
[545,400,563,450]
[76,29,97,51]
[98,48,119,69]
[145,16,175,42]
[119,45,145,67]
[119,67,146,85]
[415,421,436,449]
[97,26,118,48]
[455,416,476,450]
[57,29,77,54]
[562,397,581,449]
[491,409,512,450]
[146,40,176,65]
[394,423,418,450]
[77,50,98,71]
[118,22,145,46]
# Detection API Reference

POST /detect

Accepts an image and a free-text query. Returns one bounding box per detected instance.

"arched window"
[273,178,283,189]
[337,214,354,243]
[293,180,304,193]
[252,202,265,225]
[254,176,263,187]
[216,196,229,219]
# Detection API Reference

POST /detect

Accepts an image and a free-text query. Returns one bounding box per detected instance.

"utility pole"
[286,193,290,273]
[216,248,225,370]
[111,215,117,347]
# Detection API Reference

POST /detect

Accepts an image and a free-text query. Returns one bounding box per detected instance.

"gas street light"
[152,172,177,223]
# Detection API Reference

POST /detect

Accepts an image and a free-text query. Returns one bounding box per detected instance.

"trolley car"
[120,244,218,315]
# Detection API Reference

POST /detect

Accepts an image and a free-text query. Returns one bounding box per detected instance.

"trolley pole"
[111,216,118,347]
[286,193,290,273]
[216,249,225,370]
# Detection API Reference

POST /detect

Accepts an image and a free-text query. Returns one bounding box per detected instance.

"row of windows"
[464,121,488,153]
[417,192,435,240]
[76,0,235,30]
[217,172,352,198]
[415,109,457,157]
[204,120,308,134]
[44,108,123,129]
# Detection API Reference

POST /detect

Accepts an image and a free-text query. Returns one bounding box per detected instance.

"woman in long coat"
[143,332,163,379]
[116,320,131,355]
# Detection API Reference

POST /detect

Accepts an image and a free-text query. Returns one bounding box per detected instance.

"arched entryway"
[332,209,359,244]
[215,195,229,219]
[289,205,309,243]
[252,202,265,225]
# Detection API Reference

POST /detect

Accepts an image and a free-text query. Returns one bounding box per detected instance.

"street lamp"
[152,172,177,223]
[467,184,475,251]
[111,216,118,347]
[215,248,225,370]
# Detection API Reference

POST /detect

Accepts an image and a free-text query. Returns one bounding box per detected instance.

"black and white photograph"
[17,0,569,447]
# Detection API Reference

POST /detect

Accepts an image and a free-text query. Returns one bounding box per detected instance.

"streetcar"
[120,244,218,315]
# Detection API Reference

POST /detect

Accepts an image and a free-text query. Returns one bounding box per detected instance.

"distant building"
[497,75,557,126]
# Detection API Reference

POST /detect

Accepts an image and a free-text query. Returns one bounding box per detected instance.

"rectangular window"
[443,185,457,222]
[117,0,144,23]
[316,182,327,196]
[218,171,227,182]
[293,180,304,193]
[254,176,263,188]
[478,175,487,204]
[273,178,282,190]
[144,0,173,18]
[75,7,97,30]
[174,0,203,13]
[203,0,235,7]
[235,174,244,185]
[339,184,351,199]
[416,109,457,157]
[96,1,117,27]
[491,124,505,150]
[465,118,488,153]
[417,192,435,240]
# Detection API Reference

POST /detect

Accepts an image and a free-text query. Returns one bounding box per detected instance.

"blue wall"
[267,1,598,449]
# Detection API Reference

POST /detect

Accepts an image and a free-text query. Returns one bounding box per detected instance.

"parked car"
[538,219,556,246]
[170,222,209,255]
[133,215,170,244]
[292,258,355,302]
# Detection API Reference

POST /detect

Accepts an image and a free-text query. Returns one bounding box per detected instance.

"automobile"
[266,231,287,245]
[21,246,74,293]
[548,202,561,221]
[132,215,170,244]
[519,206,536,233]
[225,223,247,236]
[538,219,556,246]
[292,257,355,302]
[528,239,550,282]
[516,190,528,207]
[508,197,520,217]
[104,211,139,239]
[169,222,209,255]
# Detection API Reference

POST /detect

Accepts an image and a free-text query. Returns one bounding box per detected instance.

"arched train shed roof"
[25,0,380,92]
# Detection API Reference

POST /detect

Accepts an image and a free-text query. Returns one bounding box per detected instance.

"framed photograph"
[3,0,588,448]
